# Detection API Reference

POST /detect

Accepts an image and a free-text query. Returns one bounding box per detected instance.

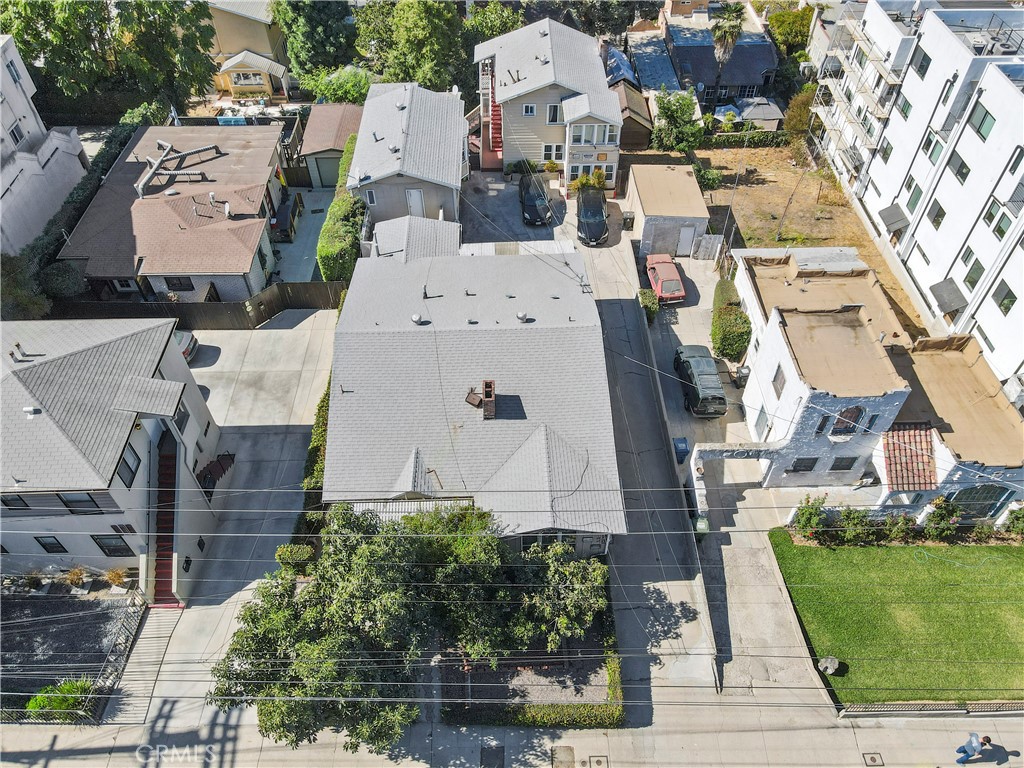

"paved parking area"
[272,188,334,283]
[460,171,566,243]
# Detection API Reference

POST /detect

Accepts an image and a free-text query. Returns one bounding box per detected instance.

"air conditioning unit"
[1003,373,1024,409]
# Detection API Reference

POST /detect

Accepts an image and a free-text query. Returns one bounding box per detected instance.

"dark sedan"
[576,188,609,246]
[519,174,552,225]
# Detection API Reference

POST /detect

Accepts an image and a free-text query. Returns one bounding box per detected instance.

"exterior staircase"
[153,431,182,608]
[490,96,503,152]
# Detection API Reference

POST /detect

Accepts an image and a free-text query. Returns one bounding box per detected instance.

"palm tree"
[710,3,747,107]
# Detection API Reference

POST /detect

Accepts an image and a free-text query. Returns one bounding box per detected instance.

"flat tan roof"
[779,307,908,397]
[888,336,1024,468]
[745,255,910,347]
[629,164,709,218]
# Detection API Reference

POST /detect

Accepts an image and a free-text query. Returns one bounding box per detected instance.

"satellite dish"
[696,82,706,92]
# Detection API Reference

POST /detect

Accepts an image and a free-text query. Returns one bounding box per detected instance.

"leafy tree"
[783,86,816,133]
[300,65,373,104]
[767,5,814,55]
[651,89,705,154]
[271,0,354,77]
[464,1,524,51]
[710,3,746,105]
[0,254,51,320]
[383,0,466,92]
[354,0,395,74]
[38,261,86,298]
[526,0,661,35]
[119,100,171,127]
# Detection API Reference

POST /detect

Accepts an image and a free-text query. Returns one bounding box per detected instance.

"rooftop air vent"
[164,188,179,196]
[388,144,400,154]
[516,311,528,323]
[411,314,423,325]
[540,29,549,36]
[396,102,406,110]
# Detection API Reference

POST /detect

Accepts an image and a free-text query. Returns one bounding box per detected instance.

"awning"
[929,278,969,314]
[219,50,287,80]
[878,203,910,233]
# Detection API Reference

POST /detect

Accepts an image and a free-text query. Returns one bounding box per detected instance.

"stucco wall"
[358,176,459,223]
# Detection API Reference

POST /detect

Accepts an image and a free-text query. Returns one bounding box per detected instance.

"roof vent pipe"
[516,311,528,323]
[411,314,422,325]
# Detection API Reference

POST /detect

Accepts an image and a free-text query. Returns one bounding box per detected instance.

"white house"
[0,35,89,255]
[0,319,230,607]
[810,0,1024,404]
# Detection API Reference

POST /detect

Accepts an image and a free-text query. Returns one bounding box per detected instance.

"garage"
[298,103,364,189]
[314,156,341,188]
[622,165,710,258]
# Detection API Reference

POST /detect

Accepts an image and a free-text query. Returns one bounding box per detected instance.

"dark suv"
[576,188,609,246]
[673,345,728,418]
[519,174,552,225]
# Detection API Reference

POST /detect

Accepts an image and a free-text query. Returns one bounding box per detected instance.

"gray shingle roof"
[347,83,468,192]
[371,216,462,262]
[219,50,287,80]
[475,19,621,124]
[627,34,682,92]
[323,251,626,536]
[1,319,177,492]
[666,24,778,88]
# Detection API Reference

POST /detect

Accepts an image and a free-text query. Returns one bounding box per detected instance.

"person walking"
[955,733,991,764]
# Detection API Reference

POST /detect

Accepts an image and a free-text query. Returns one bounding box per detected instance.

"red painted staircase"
[490,98,503,152]
[153,431,183,608]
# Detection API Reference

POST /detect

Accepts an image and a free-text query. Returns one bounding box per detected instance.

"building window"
[1,494,29,508]
[983,199,999,225]
[949,484,1012,519]
[543,144,564,161]
[1010,147,1023,175]
[878,138,892,163]
[992,281,1017,315]
[204,421,210,437]
[993,213,1011,240]
[815,415,830,434]
[116,444,141,488]
[863,414,879,433]
[975,324,995,352]
[830,457,857,471]
[831,406,864,435]
[926,200,945,229]
[183,556,193,573]
[114,279,137,291]
[58,492,100,513]
[960,246,974,265]
[6,59,22,83]
[915,245,930,265]
[92,534,133,558]
[921,132,942,164]
[230,71,264,87]
[522,104,536,117]
[8,123,25,146]
[364,190,376,206]
[907,183,923,214]
[607,125,619,144]
[165,276,194,292]
[36,536,68,554]
[790,458,818,473]
[964,259,985,291]
[895,94,912,119]
[852,46,867,69]
[546,104,563,124]
[771,365,786,399]
[947,151,970,184]
[968,102,995,140]
[175,400,190,433]
[741,85,759,98]
[604,164,615,184]
[568,164,580,181]
[910,47,931,78]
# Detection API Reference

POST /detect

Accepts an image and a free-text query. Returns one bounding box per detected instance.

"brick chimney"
[482,380,496,420]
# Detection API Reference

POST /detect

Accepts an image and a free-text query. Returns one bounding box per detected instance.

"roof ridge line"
[8,319,174,375]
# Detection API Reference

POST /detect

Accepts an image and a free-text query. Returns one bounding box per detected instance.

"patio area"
[271,188,335,283]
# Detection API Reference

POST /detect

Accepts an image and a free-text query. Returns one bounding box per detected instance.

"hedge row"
[713,278,740,311]
[699,130,795,149]
[711,305,752,362]
[337,133,357,197]
[639,289,660,325]
[302,375,332,512]
[316,134,365,281]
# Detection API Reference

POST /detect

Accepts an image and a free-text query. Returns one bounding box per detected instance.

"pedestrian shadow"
[975,743,1021,766]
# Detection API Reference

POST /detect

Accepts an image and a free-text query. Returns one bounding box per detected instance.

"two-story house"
[475,19,623,188]
[347,83,468,224]
[208,0,290,100]
[1,35,89,255]
[57,125,286,302]
[0,319,229,607]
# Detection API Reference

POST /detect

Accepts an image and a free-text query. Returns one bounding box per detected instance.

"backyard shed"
[299,103,364,188]
[622,165,710,257]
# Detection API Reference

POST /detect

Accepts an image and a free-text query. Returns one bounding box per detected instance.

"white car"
[173,330,199,363]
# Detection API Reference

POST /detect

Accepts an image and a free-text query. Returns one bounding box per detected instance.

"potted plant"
[502,164,513,183]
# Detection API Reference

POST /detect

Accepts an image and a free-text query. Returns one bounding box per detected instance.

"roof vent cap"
[411,314,422,325]
[388,144,400,154]
[516,311,528,323]
[164,188,179,196]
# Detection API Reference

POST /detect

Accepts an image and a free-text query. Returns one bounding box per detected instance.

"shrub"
[568,172,601,194]
[792,495,827,540]
[1006,507,1024,536]
[25,677,94,722]
[837,507,876,545]
[971,521,996,543]
[543,159,559,173]
[693,163,723,191]
[712,278,740,311]
[38,262,86,298]
[316,194,365,282]
[61,566,88,587]
[883,513,916,543]
[0,254,51,321]
[711,305,752,362]
[923,497,961,541]
[638,289,659,325]
[302,377,331,512]
[119,100,170,126]
[104,568,128,587]
[275,544,315,574]
[699,130,794,149]
[783,88,816,133]
[505,159,538,175]
[336,134,357,196]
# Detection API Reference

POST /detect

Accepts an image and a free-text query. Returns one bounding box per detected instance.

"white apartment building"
[0,35,89,255]
[809,0,1024,405]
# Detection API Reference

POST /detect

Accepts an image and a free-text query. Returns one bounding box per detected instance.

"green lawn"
[769,529,1024,704]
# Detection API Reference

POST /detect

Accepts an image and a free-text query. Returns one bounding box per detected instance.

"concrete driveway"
[460,171,566,243]
[272,188,334,283]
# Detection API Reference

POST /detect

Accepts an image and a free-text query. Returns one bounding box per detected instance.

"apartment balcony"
[813,87,880,150]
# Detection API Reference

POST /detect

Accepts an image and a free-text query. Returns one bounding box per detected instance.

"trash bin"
[734,365,751,389]
[622,210,636,231]
[694,516,710,542]
[672,437,690,464]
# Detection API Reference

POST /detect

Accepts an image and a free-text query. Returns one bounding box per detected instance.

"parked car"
[519,174,552,225]
[576,188,609,246]
[646,254,687,303]
[672,345,728,418]
[174,330,199,363]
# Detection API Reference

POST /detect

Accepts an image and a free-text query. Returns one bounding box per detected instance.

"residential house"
[626,33,683,94]
[299,103,364,188]
[729,97,785,130]
[347,83,468,224]
[810,0,1024,396]
[612,82,654,150]
[664,0,710,17]
[1,35,89,255]
[621,165,709,256]
[322,245,627,555]
[57,126,286,302]
[0,319,228,607]
[662,5,779,108]
[475,19,623,187]
[368,215,462,261]
[208,0,290,100]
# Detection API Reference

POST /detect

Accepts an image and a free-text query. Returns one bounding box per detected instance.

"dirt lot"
[695,146,924,332]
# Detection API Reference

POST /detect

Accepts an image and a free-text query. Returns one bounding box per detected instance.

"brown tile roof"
[58,126,281,279]
[300,103,364,156]
[883,422,936,491]
[613,82,653,130]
